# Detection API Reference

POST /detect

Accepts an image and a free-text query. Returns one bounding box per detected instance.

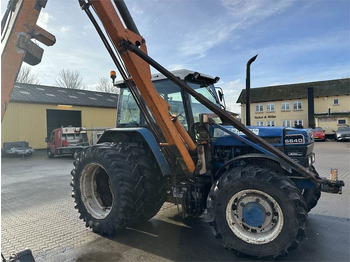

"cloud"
[168,64,187,71]
[60,26,72,33]
[221,0,294,23]
[83,25,93,30]
[37,12,53,30]
[219,79,244,113]
[86,83,99,91]
[131,6,144,15]
[260,30,348,57]
[177,24,238,58]
[176,0,294,60]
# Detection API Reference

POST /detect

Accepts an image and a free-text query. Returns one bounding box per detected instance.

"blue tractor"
[71,69,344,258]
[72,1,344,258]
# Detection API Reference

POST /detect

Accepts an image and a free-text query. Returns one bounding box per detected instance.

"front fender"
[215,153,293,179]
[98,127,171,177]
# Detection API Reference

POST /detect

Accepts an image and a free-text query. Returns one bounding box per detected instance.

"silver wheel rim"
[80,163,113,219]
[226,189,284,244]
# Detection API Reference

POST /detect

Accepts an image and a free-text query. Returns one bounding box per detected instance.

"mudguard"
[214,153,293,178]
[98,127,171,177]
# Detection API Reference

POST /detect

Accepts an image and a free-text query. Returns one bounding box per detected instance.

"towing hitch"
[318,169,344,194]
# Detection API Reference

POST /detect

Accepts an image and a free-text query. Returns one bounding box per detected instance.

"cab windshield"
[117,79,220,129]
[187,81,219,123]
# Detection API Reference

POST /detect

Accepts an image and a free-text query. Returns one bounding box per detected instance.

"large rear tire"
[207,165,308,258]
[71,142,166,235]
[118,143,166,223]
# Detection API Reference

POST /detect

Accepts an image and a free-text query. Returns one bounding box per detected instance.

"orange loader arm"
[1,0,55,122]
[83,0,196,174]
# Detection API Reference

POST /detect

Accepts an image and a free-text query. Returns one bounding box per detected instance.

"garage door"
[46,109,81,137]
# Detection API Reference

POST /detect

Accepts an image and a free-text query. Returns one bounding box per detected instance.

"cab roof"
[117,69,219,86]
[151,69,219,83]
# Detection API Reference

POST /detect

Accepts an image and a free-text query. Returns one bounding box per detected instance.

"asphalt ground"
[1,141,349,261]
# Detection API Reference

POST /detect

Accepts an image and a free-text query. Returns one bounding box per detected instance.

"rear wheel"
[207,165,308,258]
[71,142,166,235]
[118,143,166,223]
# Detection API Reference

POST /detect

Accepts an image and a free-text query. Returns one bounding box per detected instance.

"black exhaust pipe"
[245,54,258,126]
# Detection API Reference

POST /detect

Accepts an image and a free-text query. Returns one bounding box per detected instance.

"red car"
[312,127,326,141]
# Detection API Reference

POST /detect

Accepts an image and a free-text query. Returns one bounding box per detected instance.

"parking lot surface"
[1,141,349,261]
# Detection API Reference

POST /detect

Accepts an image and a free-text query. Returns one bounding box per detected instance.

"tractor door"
[117,79,190,130]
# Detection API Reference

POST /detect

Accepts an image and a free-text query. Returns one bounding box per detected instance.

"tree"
[16,65,40,84]
[96,77,119,94]
[55,69,86,89]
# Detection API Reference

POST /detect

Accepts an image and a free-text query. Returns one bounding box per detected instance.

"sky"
[1,0,349,114]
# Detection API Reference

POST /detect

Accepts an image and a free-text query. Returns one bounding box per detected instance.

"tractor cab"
[116,69,222,133]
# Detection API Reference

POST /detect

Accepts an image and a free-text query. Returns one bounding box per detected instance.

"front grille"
[262,136,282,144]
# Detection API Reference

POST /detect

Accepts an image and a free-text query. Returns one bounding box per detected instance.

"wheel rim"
[226,189,283,244]
[80,163,114,219]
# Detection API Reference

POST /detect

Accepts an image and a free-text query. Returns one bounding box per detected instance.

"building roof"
[237,78,350,104]
[10,83,118,108]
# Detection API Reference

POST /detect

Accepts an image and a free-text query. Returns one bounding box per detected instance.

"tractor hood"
[211,125,314,147]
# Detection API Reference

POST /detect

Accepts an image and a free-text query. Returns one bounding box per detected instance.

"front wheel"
[302,188,321,212]
[207,166,308,258]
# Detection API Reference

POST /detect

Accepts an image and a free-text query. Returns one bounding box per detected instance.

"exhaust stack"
[245,54,258,126]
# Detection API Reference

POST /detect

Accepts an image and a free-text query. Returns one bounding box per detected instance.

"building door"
[46,109,81,137]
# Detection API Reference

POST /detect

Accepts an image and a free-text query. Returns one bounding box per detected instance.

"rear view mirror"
[45,137,48,142]
[216,87,226,110]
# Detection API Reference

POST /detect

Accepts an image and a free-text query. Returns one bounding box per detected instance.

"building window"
[281,102,290,111]
[255,104,263,112]
[266,103,275,112]
[334,98,339,105]
[338,119,346,125]
[293,101,302,110]
[282,120,291,127]
[255,121,264,126]
[294,120,303,128]
[267,121,275,126]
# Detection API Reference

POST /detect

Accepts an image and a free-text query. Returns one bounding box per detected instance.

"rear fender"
[98,127,171,177]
